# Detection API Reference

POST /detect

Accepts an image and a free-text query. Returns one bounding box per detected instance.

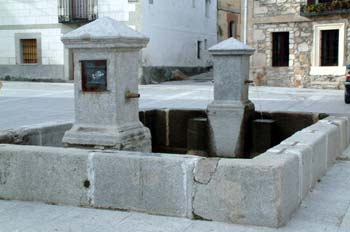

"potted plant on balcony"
[303,0,350,15]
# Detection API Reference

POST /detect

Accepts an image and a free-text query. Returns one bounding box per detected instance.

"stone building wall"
[218,0,242,41]
[251,0,349,89]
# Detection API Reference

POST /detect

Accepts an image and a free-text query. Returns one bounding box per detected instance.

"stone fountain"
[61,17,151,152]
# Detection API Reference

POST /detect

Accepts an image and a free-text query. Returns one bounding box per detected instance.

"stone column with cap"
[61,17,151,152]
[207,38,255,158]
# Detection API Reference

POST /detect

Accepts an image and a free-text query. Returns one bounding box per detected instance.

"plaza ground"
[1,80,350,232]
[0,80,349,130]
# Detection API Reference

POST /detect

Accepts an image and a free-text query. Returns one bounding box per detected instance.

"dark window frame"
[320,29,339,66]
[272,32,289,67]
[197,40,202,59]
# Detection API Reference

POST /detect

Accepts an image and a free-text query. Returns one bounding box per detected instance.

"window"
[197,40,202,59]
[272,32,289,67]
[21,39,38,64]
[205,0,210,18]
[58,0,97,23]
[229,21,236,38]
[321,30,339,66]
[311,23,345,76]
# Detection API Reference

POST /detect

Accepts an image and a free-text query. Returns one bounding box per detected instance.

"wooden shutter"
[21,39,37,64]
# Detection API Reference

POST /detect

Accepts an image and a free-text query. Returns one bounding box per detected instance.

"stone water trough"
[0,17,350,228]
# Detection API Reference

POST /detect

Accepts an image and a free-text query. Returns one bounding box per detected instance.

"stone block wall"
[251,0,350,89]
[0,116,348,228]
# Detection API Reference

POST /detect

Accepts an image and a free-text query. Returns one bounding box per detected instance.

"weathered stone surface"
[281,130,327,186]
[61,17,151,151]
[193,158,220,184]
[267,143,313,201]
[61,17,149,49]
[193,154,300,228]
[304,120,340,168]
[0,122,73,147]
[141,154,197,217]
[325,116,350,151]
[208,38,255,158]
[208,101,254,158]
[209,38,255,56]
[92,151,199,218]
[0,144,89,206]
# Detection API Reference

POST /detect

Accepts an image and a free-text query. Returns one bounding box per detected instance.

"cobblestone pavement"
[0,80,349,130]
[0,160,350,232]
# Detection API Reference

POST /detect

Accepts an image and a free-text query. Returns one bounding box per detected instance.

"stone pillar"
[207,38,255,158]
[61,17,151,152]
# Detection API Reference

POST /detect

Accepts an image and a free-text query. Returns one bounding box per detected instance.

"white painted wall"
[0,0,58,26]
[0,0,217,74]
[98,0,129,21]
[0,28,64,65]
[0,0,128,66]
[140,0,217,67]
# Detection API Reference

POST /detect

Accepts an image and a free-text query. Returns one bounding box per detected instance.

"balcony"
[58,0,98,24]
[300,0,350,17]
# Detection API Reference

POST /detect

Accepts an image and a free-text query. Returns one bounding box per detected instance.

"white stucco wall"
[0,0,129,66]
[0,0,217,79]
[140,0,218,67]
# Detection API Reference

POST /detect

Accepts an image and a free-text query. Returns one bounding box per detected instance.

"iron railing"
[58,0,98,24]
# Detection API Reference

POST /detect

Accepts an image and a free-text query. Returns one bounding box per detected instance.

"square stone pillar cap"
[61,17,149,49]
[209,38,255,56]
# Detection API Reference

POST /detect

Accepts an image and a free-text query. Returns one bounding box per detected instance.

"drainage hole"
[83,180,91,188]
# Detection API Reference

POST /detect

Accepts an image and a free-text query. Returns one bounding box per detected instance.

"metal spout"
[125,90,140,99]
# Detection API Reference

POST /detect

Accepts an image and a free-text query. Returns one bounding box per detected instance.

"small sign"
[81,60,107,92]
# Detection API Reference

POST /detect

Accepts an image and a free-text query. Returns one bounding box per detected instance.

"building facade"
[217,0,242,41]
[0,0,130,81]
[250,0,349,89]
[132,0,218,83]
[0,0,217,83]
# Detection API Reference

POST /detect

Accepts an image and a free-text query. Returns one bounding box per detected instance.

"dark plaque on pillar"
[81,60,107,92]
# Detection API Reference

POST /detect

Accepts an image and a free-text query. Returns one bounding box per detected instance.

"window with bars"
[272,32,289,67]
[321,29,339,66]
[21,39,38,64]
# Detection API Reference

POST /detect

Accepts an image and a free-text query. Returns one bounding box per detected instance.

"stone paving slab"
[1,160,350,232]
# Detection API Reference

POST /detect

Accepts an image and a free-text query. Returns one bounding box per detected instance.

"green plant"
[305,0,350,13]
